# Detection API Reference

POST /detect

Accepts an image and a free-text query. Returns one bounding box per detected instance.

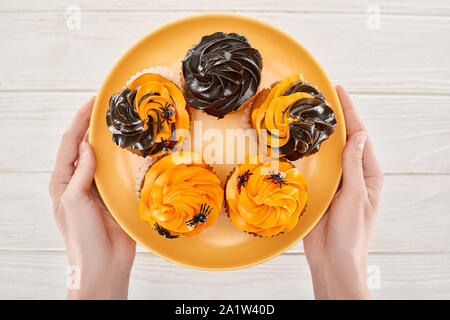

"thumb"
[342,131,367,192]
[68,141,96,193]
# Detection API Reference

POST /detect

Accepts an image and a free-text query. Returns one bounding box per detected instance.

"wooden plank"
[0,12,449,94]
[1,0,448,302]
[0,250,448,299]
[1,171,449,254]
[1,1,449,16]
[1,92,449,174]
[354,94,450,174]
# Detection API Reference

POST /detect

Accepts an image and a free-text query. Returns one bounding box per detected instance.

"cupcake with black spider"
[106,70,190,158]
[139,151,223,238]
[182,32,263,118]
[250,74,337,161]
[225,154,307,237]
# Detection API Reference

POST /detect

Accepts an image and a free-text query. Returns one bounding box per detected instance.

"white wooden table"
[1,0,449,299]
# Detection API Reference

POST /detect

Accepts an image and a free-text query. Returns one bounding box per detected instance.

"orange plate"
[89,13,346,270]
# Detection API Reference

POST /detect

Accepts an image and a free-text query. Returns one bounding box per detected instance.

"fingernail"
[80,141,88,154]
[356,133,367,150]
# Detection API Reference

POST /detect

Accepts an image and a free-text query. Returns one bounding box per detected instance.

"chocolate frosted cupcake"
[251,74,336,160]
[106,73,190,157]
[139,151,224,238]
[225,155,307,237]
[182,32,263,118]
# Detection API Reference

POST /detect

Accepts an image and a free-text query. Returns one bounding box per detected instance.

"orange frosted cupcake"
[139,151,223,238]
[106,73,190,158]
[251,74,336,161]
[225,155,307,237]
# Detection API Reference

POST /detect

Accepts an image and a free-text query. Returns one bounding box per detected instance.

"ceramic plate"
[89,13,346,270]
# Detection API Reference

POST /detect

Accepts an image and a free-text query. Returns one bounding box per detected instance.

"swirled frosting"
[226,155,307,237]
[139,151,224,238]
[182,32,263,118]
[106,73,190,157]
[251,74,336,160]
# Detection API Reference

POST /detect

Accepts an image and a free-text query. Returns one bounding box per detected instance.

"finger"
[83,129,89,142]
[49,97,95,200]
[66,141,97,194]
[73,129,90,168]
[304,208,328,244]
[336,85,366,136]
[89,183,112,218]
[342,131,367,194]
[363,138,384,205]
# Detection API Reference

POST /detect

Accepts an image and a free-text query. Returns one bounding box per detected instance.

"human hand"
[49,97,136,299]
[303,85,384,299]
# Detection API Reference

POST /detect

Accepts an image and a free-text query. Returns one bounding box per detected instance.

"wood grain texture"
[0,250,448,299]
[1,92,449,173]
[0,12,449,94]
[1,172,449,254]
[1,0,449,300]
[1,1,449,15]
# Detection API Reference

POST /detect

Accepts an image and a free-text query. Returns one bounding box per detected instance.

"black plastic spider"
[159,102,175,124]
[237,169,253,191]
[265,171,287,189]
[154,223,179,239]
[161,137,177,152]
[186,203,213,229]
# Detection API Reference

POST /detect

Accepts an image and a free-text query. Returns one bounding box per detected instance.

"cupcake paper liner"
[127,65,180,88]
[135,157,157,201]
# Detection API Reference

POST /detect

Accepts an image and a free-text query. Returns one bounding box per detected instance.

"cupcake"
[182,32,263,118]
[225,155,307,237]
[106,72,190,157]
[139,151,224,238]
[251,74,337,161]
